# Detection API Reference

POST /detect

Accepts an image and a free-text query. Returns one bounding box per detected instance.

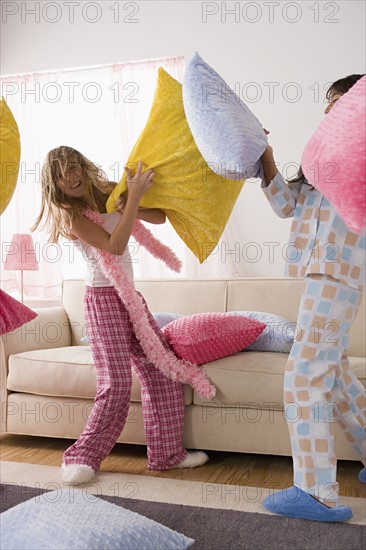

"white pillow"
[183,52,267,180]
[231,311,296,353]
[0,489,194,550]
[153,312,183,328]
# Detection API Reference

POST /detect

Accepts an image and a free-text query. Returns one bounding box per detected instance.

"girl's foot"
[175,451,209,469]
[263,486,353,522]
[358,467,366,483]
[62,463,95,484]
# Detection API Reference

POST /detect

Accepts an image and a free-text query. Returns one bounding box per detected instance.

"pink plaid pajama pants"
[63,286,188,471]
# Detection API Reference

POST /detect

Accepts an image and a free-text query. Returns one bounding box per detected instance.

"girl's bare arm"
[69,162,154,255]
[115,196,166,225]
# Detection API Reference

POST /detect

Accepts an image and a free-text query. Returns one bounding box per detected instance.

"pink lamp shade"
[0,289,37,335]
[4,234,39,271]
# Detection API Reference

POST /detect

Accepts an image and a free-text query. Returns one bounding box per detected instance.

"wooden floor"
[1,434,365,498]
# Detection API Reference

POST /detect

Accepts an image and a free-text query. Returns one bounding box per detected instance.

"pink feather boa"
[132,219,182,273]
[83,209,216,399]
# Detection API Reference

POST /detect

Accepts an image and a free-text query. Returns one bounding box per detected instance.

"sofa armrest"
[0,306,71,433]
[1,306,71,369]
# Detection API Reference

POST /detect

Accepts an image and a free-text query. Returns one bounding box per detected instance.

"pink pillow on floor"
[302,75,366,232]
[162,313,266,365]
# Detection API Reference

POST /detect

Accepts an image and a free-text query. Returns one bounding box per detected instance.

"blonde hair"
[32,146,115,242]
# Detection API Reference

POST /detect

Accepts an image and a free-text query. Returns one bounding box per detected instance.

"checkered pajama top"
[262,172,366,291]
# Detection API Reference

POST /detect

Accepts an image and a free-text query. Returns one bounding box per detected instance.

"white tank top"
[73,211,134,287]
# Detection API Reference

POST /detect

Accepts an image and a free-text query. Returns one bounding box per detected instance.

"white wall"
[1,0,365,277]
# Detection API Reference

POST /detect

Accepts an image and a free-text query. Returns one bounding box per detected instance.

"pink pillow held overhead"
[162,312,266,366]
[302,75,366,233]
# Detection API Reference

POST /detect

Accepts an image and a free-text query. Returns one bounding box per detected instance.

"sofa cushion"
[7,347,193,405]
[193,353,366,408]
[62,278,366,357]
[230,311,296,352]
[153,312,183,328]
[162,313,266,365]
[8,347,95,398]
[226,278,366,357]
[8,347,365,412]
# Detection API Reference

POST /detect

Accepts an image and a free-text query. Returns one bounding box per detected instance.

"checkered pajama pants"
[285,274,366,504]
[63,286,187,472]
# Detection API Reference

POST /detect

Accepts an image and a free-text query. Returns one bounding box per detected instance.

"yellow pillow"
[106,69,244,263]
[0,98,21,215]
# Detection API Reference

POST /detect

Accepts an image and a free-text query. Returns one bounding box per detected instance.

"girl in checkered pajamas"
[33,147,208,484]
[261,75,365,522]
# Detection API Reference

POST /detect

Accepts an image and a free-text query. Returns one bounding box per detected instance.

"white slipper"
[61,463,95,484]
[175,451,209,469]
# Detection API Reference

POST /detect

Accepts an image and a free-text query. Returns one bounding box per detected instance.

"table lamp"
[3,234,39,303]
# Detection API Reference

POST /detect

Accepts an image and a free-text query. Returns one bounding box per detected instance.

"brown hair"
[32,146,115,242]
[326,74,364,100]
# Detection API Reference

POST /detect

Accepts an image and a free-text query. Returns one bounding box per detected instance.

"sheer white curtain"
[0,56,246,300]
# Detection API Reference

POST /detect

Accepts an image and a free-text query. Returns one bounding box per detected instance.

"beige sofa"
[1,278,365,460]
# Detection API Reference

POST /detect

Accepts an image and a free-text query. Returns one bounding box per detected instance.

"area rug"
[1,461,365,550]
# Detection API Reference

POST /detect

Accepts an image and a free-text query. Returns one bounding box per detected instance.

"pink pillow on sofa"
[302,75,366,232]
[162,313,266,365]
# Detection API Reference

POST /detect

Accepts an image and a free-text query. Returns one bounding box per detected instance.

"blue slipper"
[358,468,366,483]
[263,486,353,522]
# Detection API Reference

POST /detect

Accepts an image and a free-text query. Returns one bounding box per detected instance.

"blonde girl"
[33,146,208,484]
